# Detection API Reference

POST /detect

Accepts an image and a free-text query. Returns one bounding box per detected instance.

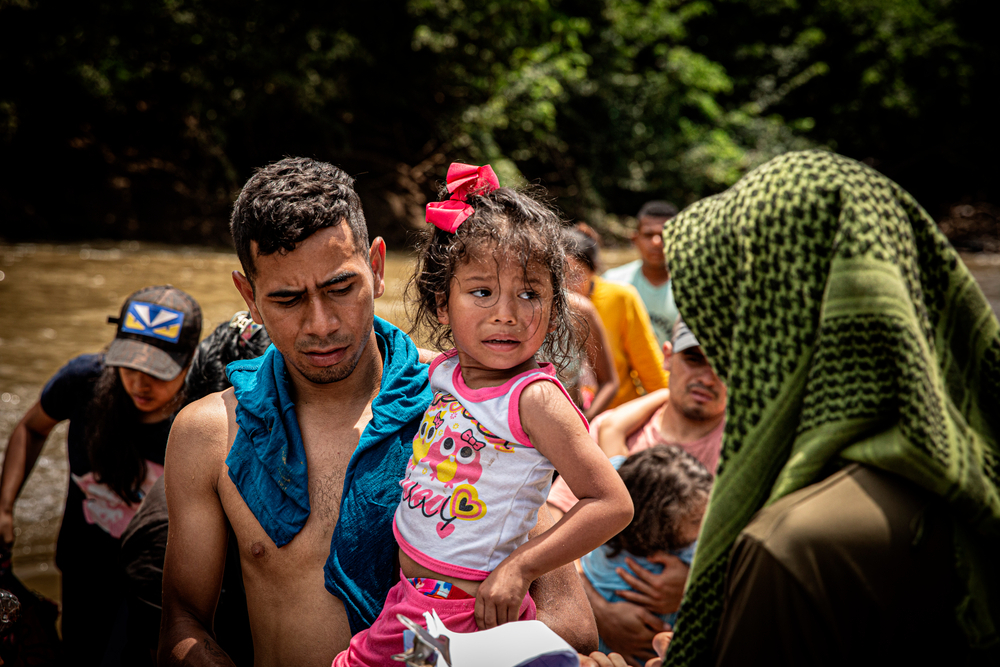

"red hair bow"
[425,163,500,233]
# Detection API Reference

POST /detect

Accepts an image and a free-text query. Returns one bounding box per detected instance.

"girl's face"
[118,366,186,423]
[437,252,554,385]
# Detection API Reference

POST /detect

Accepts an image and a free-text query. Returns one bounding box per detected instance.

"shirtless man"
[158,158,596,666]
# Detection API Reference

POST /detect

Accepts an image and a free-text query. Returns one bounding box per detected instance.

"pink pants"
[333,575,537,667]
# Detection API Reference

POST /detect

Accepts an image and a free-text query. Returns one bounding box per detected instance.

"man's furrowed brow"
[264,272,359,298]
[319,271,360,288]
[265,286,306,298]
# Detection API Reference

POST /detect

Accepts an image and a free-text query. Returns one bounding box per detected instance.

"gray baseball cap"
[672,317,700,353]
[105,285,203,380]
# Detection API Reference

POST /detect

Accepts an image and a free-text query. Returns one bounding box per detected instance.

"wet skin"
[664,345,726,423]
[160,225,388,667]
[436,254,554,389]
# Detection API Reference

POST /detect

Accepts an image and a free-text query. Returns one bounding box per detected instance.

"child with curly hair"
[333,164,633,666]
[580,445,712,658]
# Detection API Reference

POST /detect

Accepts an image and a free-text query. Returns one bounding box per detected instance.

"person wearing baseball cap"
[0,285,201,665]
[546,316,727,663]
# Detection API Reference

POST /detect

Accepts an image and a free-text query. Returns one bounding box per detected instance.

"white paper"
[421,610,579,667]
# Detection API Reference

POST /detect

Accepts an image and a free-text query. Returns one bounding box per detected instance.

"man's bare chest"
[219,452,348,578]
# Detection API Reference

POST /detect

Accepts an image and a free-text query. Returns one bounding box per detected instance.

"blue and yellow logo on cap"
[122,301,185,343]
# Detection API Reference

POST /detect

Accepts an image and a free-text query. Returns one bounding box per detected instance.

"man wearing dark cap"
[548,318,726,663]
[0,285,202,666]
[603,201,680,346]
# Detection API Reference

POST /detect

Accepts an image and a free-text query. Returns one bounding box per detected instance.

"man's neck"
[658,401,723,444]
[289,330,383,411]
[640,262,670,287]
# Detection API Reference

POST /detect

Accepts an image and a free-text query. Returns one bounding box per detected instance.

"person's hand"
[579,651,629,667]
[592,599,664,666]
[643,631,673,667]
[614,552,688,616]
[475,559,531,629]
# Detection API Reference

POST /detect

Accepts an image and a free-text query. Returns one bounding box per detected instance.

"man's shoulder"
[50,352,104,386]
[40,353,104,416]
[66,352,105,373]
[169,389,234,462]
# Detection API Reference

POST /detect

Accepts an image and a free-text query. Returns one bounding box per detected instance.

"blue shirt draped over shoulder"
[225,316,431,633]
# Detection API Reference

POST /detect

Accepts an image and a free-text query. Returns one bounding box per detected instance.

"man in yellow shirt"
[565,229,668,408]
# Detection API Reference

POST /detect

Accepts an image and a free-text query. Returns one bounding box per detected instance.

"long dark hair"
[83,365,183,504]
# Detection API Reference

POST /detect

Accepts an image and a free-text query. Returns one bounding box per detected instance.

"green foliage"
[0,0,993,242]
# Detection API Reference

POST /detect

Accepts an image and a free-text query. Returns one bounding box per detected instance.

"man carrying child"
[157,158,597,666]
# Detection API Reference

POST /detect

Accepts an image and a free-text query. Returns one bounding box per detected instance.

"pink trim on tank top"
[507,376,589,447]
[427,349,458,379]
[451,359,556,402]
[393,517,491,581]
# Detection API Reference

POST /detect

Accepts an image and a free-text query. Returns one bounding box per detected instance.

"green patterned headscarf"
[662,150,1000,665]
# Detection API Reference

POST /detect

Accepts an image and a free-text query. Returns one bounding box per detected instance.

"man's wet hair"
[605,445,713,558]
[230,157,370,284]
[637,200,679,221]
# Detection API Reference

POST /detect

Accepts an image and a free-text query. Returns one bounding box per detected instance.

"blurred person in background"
[120,311,269,666]
[578,445,712,664]
[548,318,725,665]
[0,286,201,666]
[564,228,668,409]
[603,201,679,347]
[563,290,619,420]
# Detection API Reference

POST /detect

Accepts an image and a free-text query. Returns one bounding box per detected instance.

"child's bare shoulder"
[518,376,572,409]
[517,378,586,435]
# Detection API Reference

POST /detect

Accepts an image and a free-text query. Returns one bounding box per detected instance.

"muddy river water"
[1,241,998,603]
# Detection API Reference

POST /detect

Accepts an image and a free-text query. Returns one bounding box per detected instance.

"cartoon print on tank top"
[400,392,514,539]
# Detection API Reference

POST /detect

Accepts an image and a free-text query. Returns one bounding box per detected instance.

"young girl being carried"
[333,164,633,666]
[579,445,712,659]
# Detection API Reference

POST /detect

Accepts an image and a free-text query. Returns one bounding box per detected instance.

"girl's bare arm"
[474,381,634,629]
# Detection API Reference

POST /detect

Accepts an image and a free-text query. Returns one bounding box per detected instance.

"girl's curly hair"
[605,445,713,558]
[407,184,581,371]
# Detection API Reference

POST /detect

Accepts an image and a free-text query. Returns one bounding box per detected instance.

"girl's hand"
[475,559,531,629]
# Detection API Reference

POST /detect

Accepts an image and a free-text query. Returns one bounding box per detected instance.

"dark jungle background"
[1,0,997,249]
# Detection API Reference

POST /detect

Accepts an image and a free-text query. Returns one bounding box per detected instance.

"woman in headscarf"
[658,151,1000,666]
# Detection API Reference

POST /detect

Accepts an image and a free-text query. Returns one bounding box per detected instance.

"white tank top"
[393,350,587,580]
